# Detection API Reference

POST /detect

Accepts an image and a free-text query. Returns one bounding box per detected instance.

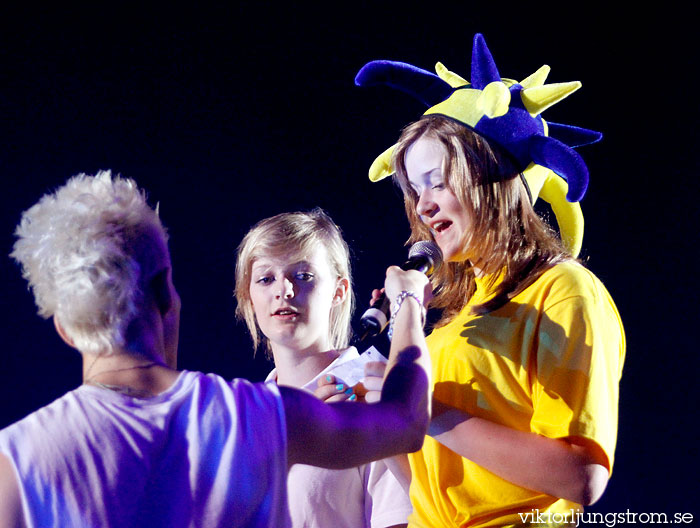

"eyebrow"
[251,259,315,274]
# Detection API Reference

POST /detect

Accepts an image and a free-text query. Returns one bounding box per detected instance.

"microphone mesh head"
[408,240,443,269]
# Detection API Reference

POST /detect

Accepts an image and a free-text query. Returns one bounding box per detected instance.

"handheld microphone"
[359,241,443,339]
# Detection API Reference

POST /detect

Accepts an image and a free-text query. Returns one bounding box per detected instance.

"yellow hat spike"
[522,163,549,200]
[368,144,397,182]
[521,81,582,117]
[519,65,551,89]
[523,163,583,257]
[539,172,584,257]
[435,62,468,88]
[477,82,511,118]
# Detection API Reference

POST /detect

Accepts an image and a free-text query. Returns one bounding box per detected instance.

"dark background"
[1,3,697,520]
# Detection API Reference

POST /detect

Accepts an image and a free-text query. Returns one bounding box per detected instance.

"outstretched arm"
[283,267,431,469]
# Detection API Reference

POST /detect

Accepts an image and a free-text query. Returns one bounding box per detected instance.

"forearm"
[381,298,431,450]
[384,297,431,403]
[284,387,426,469]
[429,400,609,505]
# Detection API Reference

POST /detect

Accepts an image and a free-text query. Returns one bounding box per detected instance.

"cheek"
[309,285,336,312]
[248,289,265,317]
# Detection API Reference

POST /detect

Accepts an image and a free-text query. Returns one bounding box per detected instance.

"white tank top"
[0,371,290,527]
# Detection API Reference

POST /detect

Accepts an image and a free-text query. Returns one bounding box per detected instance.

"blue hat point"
[355,33,601,204]
[471,33,501,89]
[356,33,602,257]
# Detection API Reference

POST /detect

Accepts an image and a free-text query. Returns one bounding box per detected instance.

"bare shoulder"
[0,453,25,528]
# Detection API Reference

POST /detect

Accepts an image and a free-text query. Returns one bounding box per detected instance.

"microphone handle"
[358,256,430,340]
[358,293,392,340]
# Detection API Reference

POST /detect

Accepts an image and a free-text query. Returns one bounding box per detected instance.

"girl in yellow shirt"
[356,33,625,527]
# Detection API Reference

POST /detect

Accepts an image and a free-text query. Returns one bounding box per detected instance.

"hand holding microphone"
[359,241,443,339]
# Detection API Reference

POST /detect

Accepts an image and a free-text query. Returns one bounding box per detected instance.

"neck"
[82,351,178,398]
[271,342,339,388]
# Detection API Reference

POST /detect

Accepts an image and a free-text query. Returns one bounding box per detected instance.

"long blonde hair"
[235,208,354,355]
[393,116,572,325]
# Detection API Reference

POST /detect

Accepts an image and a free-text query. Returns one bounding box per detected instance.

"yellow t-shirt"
[408,261,625,528]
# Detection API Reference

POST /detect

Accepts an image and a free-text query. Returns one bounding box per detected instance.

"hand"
[369,288,384,307]
[362,361,387,403]
[384,266,432,308]
[314,374,358,402]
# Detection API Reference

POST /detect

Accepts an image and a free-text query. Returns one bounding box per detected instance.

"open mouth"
[432,220,452,234]
[273,308,299,317]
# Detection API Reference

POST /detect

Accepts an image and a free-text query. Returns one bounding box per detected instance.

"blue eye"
[296,272,314,281]
[432,183,445,190]
[256,276,273,285]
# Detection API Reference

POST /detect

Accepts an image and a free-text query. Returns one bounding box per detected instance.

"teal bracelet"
[387,290,426,341]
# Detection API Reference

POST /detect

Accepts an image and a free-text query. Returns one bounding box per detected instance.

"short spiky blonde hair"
[11,171,167,355]
[235,208,354,356]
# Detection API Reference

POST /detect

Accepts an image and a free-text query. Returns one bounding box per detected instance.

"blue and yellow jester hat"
[355,33,602,257]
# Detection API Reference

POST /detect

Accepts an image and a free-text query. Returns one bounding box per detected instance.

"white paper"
[312,346,387,388]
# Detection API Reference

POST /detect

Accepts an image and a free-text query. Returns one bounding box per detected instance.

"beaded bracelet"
[387,290,426,341]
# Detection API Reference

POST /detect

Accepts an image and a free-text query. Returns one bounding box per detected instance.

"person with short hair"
[235,208,413,528]
[0,171,431,528]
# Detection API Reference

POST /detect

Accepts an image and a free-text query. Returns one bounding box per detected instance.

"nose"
[416,189,437,217]
[276,277,295,299]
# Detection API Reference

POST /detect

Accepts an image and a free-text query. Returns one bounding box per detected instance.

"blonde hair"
[393,116,572,325]
[235,208,354,355]
[11,171,167,354]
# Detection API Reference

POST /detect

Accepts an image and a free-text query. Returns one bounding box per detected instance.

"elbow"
[561,440,610,506]
[575,464,609,506]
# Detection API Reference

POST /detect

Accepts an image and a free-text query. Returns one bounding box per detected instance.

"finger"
[385,265,403,280]
[315,382,357,403]
[363,377,384,392]
[364,390,382,404]
[364,361,386,378]
[324,392,355,403]
[316,374,337,388]
[369,288,384,306]
[314,383,341,401]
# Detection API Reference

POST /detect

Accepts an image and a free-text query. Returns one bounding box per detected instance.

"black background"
[1,3,697,520]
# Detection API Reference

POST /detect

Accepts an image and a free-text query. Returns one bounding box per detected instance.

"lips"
[272,307,299,319]
[431,220,452,234]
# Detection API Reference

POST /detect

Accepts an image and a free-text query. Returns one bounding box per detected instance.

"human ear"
[53,316,77,349]
[333,277,350,306]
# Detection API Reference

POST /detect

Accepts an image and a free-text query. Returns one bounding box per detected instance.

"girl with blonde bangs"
[235,208,353,355]
[235,208,413,528]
